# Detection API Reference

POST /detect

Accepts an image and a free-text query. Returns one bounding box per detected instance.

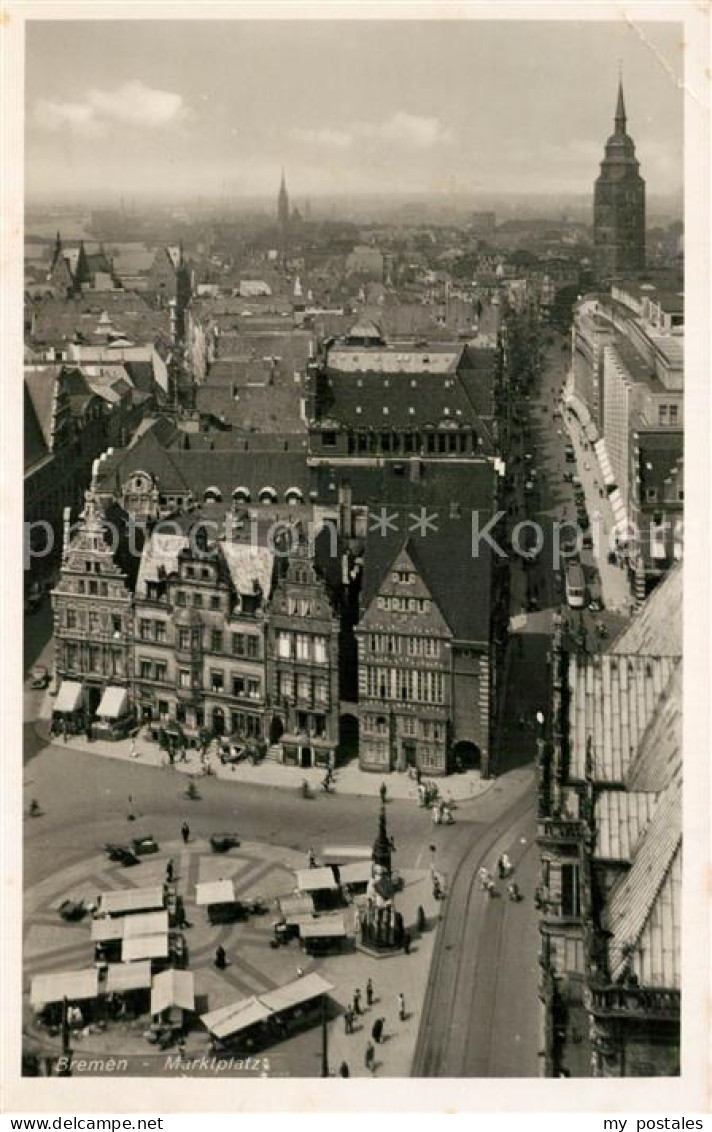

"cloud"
[291,112,454,154]
[356,112,454,149]
[33,81,190,138]
[291,126,353,150]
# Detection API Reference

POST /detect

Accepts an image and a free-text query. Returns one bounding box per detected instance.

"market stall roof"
[31,969,98,1008]
[195,879,235,906]
[338,861,373,886]
[277,894,315,921]
[320,846,372,866]
[53,681,83,714]
[262,972,334,1013]
[151,968,195,1015]
[106,961,152,993]
[294,866,338,893]
[97,685,129,719]
[121,934,168,962]
[123,910,169,939]
[200,996,272,1040]
[299,916,347,939]
[91,916,125,943]
[100,887,165,916]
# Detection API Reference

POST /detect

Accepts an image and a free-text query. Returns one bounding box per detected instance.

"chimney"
[338,481,353,539]
[62,506,72,561]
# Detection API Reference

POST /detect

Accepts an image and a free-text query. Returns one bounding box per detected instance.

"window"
[288,596,298,616]
[658,405,668,426]
[297,675,311,701]
[89,580,98,596]
[140,659,152,679]
[232,633,245,656]
[88,646,101,673]
[65,644,78,669]
[100,582,108,597]
[231,675,245,698]
[247,678,260,699]
[211,630,223,652]
[277,632,292,659]
[76,580,85,594]
[185,567,195,578]
[315,680,328,704]
[322,431,337,447]
[377,597,385,610]
[313,636,327,664]
[176,591,187,607]
[560,863,581,918]
[646,487,658,502]
[210,670,224,693]
[179,669,191,688]
[246,636,258,659]
[299,598,312,617]
[296,634,310,661]
[112,615,122,634]
[66,609,77,629]
[154,662,167,682]
[210,595,221,611]
[669,405,679,425]
[193,593,203,608]
[279,672,294,700]
[155,622,166,643]
[88,611,100,633]
[140,619,152,640]
[313,714,326,738]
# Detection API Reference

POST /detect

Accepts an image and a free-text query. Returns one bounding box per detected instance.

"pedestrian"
[130,739,139,759]
[308,846,317,868]
[403,931,411,955]
[165,859,174,883]
[398,992,406,1022]
[214,945,227,970]
[415,767,422,785]
[338,1061,350,1078]
[366,978,374,1007]
[353,988,362,1015]
[180,744,188,763]
[371,1017,384,1044]
[380,781,387,804]
[180,821,190,844]
[365,1041,376,1074]
[344,1008,354,1035]
[127,795,135,822]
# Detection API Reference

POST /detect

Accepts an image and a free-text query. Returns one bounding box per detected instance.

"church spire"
[615,76,627,135]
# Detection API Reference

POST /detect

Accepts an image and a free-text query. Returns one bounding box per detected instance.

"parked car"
[30,664,49,689]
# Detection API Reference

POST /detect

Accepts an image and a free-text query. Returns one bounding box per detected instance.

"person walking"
[353,988,362,1015]
[344,1008,354,1035]
[165,859,174,884]
[398,992,406,1022]
[180,822,190,844]
[130,738,139,759]
[338,1061,350,1078]
[371,1017,385,1044]
[366,978,374,1007]
[365,1041,376,1074]
[380,781,387,804]
[403,931,412,955]
[214,945,227,970]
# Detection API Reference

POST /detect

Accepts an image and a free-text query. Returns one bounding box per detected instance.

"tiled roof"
[606,774,682,988]
[24,366,61,451]
[135,532,188,596]
[220,541,276,600]
[359,506,493,644]
[568,653,680,783]
[593,790,659,861]
[30,294,171,345]
[626,663,682,792]
[327,343,462,375]
[195,382,306,434]
[24,383,49,470]
[610,562,682,657]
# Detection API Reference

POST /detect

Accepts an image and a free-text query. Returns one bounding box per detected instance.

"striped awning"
[53,681,83,714]
[594,439,616,487]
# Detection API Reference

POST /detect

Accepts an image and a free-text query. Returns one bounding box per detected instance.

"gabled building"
[51,483,137,732]
[265,545,341,769]
[537,564,682,1077]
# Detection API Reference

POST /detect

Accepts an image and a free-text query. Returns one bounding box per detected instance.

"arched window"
[232,486,251,504]
[284,486,304,506]
[259,486,278,506]
[203,485,222,502]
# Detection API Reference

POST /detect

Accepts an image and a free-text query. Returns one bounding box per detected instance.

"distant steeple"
[51,230,63,269]
[277,167,290,228]
[615,77,627,135]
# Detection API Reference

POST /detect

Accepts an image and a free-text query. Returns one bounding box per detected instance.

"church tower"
[277,168,290,263]
[593,79,646,279]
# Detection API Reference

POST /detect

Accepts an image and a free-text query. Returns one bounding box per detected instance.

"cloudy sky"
[26,18,684,201]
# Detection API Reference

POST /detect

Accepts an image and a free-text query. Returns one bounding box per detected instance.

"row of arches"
[203,485,305,506]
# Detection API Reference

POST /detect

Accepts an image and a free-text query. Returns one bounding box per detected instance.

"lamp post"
[320,994,329,1078]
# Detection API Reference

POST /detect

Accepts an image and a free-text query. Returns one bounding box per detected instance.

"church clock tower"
[593,79,646,280]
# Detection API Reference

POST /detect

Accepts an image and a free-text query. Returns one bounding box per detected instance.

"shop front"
[92,685,135,741]
[51,680,85,736]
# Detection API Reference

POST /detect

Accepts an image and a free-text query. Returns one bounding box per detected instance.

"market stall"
[299,914,349,956]
[150,968,195,1033]
[98,887,165,917]
[30,969,99,1027]
[105,961,152,1017]
[195,879,248,925]
[294,866,343,911]
[200,973,334,1052]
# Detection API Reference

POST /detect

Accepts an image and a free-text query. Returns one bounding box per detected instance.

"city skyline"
[26,19,684,202]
